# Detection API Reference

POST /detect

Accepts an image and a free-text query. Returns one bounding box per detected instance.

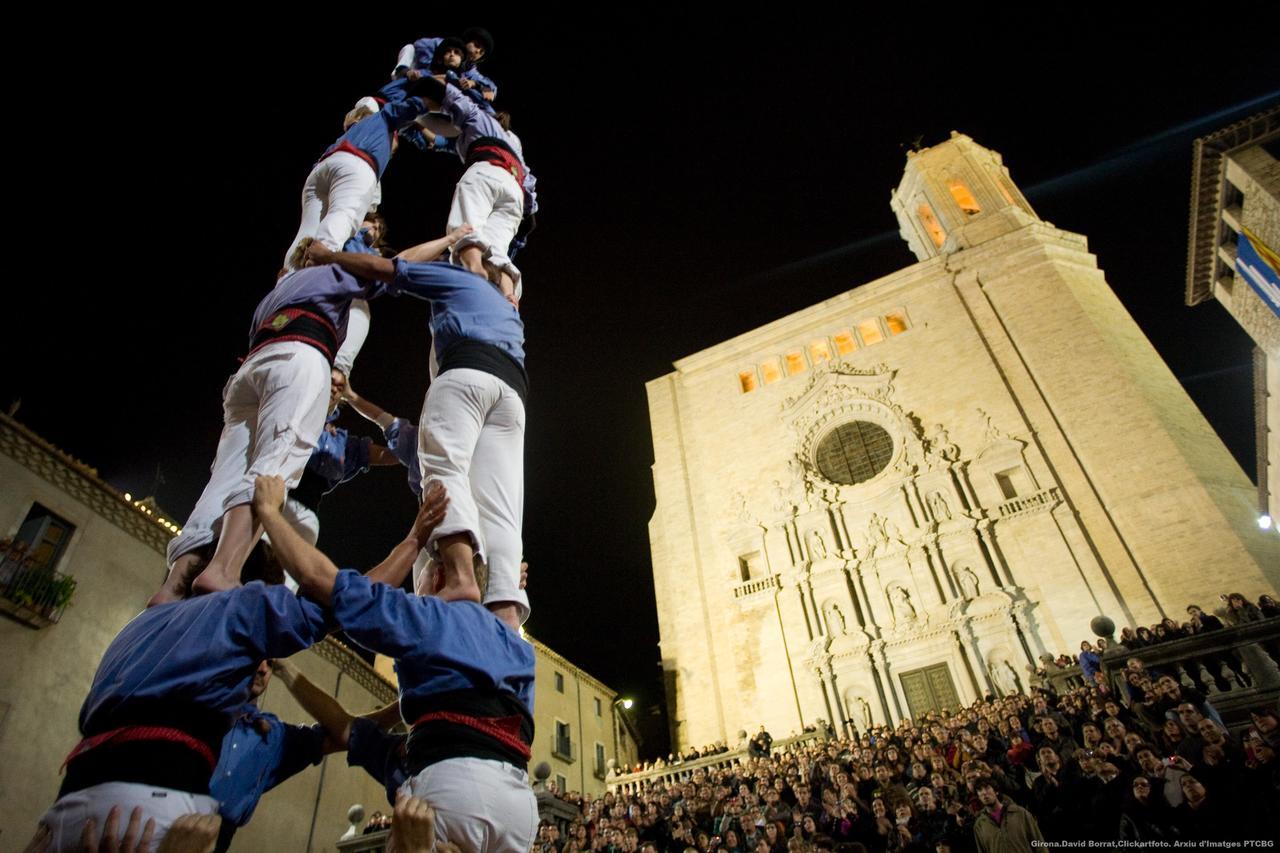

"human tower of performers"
[30,28,540,853]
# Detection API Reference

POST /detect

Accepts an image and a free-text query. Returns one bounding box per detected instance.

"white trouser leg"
[418,370,491,562]
[169,373,251,564]
[333,298,370,376]
[315,153,378,252]
[447,163,524,286]
[400,758,538,853]
[40,782,219,853]
[283,166,325,271]
[171,345,329,563]
[394,43,415,76]
[470,384,527,621]
[283,152,377,269]
[220,343,332,512]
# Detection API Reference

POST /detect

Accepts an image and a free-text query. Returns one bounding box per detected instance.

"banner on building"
[1236,228,1280,319]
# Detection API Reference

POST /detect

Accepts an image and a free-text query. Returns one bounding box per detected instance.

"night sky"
[7,16,1279,755]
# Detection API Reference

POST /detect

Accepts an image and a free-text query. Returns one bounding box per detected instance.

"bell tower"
[890,131,1039,261]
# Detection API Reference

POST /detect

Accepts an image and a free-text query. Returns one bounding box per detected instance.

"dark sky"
[7,16,1279,754]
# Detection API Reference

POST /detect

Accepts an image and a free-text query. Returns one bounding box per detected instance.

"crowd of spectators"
[539,595,1280,852]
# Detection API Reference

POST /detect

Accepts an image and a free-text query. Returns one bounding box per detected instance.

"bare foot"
[438,572,482,605]
[147,552,204,607]
[191,565,242,597]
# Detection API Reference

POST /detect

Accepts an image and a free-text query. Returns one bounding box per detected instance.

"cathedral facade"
[645,133,1280,749]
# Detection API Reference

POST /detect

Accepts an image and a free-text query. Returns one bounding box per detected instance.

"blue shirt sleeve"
[330,569,452,659]
[347,717,408,806]
[391,259,477,302]
[265,721,326,790]
[228,583,330,660]
[341,435,373,482]
[384,418,418,471]
[378,96,429,130]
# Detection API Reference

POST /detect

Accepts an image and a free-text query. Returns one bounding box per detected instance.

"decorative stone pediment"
[780,363,930,490]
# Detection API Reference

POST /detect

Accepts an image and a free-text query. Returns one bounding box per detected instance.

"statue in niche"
[731,490,752,525]
[771,479,791,514]
[826,603,847,635]
[808,529,829,560]
[851,696,872,729]
[867,513,891,556]
[958,566,980,599]
[927,423,960,462]
[988,660,1020,696]
[927,491,952,522]
[788,457,816,508]
[887,585,917,622]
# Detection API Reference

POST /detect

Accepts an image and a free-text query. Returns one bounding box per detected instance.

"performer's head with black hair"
[462,28,494,64]
[432,37,466,73]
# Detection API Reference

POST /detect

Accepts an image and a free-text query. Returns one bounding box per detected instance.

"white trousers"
[40,782,219,853]
[399,758,537,853]
[447,162,524,287]
[333,297,370,377]
[283,151,378,270]
[168,343,331,565]
[418,369,528,620]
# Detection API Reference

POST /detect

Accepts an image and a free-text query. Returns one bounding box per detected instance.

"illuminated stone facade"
[646,133,1280,750]
[1185,107,1280,528]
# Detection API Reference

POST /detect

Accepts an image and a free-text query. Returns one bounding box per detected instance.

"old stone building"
[1185,107,1279,529]
[645,132,1280,750]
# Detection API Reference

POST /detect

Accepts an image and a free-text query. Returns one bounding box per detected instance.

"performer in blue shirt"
[412,76,536,305]
[252,475,537,853]
[281,77,435,272]
[157,228,468,606]
[210,657,393,852]
[38,567,330,851]
[334,210,389,377]
[335,373,423,500]
[307,241,529,627]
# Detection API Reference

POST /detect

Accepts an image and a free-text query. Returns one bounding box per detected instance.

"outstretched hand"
[387,793,461,853]
[410,483,449,550]
[252,476,287,519]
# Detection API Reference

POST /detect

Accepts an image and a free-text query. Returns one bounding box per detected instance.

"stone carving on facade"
[808,528,829,561]
[925,423,960,464]
[976,407,1018,443]
[729,490,754,526]
[850,695,872,729]
[866,513,905,557]
[927,491,953,522]
[957,565,980,599]
[887,584,917,622]
[770,479,791,515]
[987,659,1021,697]
[825,602,847,635]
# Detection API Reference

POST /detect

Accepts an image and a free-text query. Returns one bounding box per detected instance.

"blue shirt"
[77,584,330,736]
[392,259,525,366]
[307,426,372,493]
[347,717,408,806]
[329,570,534,716]
[321,95,428,179]
[211,706,325,826]
[383,417,421,498]
[440,82,539,213]
[343,228,381,256]
[253,265,393,347]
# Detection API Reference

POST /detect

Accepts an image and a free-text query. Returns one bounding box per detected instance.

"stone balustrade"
[1099,617,1280,729]
[608,731,825,794]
